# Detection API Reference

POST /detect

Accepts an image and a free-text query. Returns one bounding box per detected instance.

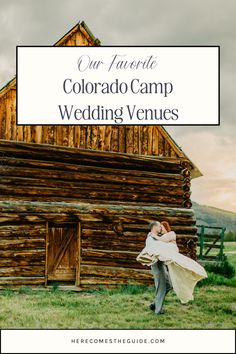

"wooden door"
[45,222,81,285]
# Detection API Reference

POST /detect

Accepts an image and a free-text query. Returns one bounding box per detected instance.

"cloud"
[191,176,236,213]
[166,129,236,211]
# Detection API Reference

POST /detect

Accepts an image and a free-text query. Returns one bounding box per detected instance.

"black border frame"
[16,45,220,127]
[1,328,235,354]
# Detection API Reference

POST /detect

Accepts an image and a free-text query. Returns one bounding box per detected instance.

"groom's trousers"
[151,260,173,313]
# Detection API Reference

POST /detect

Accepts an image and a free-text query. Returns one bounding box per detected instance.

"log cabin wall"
[0,140,192,208]
[0,222,46,286]
[0,201,197,288]
[0,141,196,288]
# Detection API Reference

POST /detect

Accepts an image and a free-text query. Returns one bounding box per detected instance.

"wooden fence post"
[219,227,226,261]
[199,225,205,260]
[45,222,49,287]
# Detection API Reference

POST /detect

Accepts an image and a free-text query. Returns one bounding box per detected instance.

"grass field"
[224,242,236,272]
[224,242,236,253]
[0,242,235,329]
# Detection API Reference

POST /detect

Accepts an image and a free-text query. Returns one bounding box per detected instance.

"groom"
[148,221,173,315]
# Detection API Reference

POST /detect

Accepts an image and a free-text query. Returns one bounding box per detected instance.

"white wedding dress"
[136,232,208,304]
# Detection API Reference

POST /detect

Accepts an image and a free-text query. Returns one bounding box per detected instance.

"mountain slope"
[192,201,236,232]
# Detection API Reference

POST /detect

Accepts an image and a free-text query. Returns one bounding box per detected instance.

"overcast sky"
[0,0,235,212]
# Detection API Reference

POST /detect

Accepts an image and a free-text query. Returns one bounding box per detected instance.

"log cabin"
[0,21,202,289]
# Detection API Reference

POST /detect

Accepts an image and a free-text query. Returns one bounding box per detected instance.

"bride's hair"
[161,221,171,232]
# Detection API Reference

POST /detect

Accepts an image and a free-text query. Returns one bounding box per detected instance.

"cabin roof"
[160,127,202,179]
[0,21,100,96]
[0,20,202,179]
[54,20,101,46]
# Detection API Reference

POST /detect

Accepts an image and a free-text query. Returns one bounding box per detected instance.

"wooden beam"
[0,277,45,286]
[0,200,195,217]
[76,222,81,287]
[45,222,49,287]
[0,139,189,173]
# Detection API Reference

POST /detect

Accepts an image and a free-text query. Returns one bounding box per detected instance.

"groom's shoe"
[149,303,165,314]
[149,302,155,312]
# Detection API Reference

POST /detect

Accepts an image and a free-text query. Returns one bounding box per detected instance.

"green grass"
[197,242,236,278]
[224,241,236,252]
[225,242,236,274]
[0,242,235,329]
[197,241,236,256]
[0,282,235,329]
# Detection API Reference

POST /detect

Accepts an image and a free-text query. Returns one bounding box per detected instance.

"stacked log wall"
[0,141,192,208]
[0,223,46,286]
[0,202,197,288]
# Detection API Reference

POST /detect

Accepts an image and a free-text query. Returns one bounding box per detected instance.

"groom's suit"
[151,260,173,313]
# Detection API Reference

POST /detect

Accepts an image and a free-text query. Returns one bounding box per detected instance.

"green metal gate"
[197,225,226,261]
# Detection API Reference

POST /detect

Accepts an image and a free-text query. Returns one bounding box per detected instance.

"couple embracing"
[136,221,208,315]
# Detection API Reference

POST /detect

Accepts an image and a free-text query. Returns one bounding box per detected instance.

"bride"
[136,220,208,305]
